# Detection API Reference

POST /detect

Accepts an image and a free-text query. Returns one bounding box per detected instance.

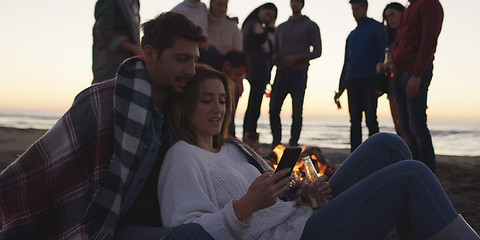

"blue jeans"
[243,76,269,133]
[269,70,307,146]
[395,70,435,172]
[346,78,379,152]
[300,133,457,239]
[114,213,213,240]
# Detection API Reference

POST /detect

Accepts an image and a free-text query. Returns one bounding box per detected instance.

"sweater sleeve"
[301,21,322,61]
[413,2,443,77]
[158,142,249,240]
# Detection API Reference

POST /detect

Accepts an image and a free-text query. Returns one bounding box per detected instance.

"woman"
[158,64,479,239]
[208,0,242,55]
[241,3,277,151]
[381,2,407,140]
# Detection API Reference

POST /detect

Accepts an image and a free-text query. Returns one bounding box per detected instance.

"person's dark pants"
[346,78,379,152]
[395,70,436,172]
[114,213,213,240]
[269,69,307,146]
[243,76,269,133]
[228,94,240,137]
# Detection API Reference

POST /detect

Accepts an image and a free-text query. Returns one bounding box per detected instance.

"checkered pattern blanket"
[0,57,155,239]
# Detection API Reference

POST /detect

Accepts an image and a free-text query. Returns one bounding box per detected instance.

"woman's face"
[210,0,228,18]
[258,8,276,24]
[385,8,403,30]
[191,78,226,141]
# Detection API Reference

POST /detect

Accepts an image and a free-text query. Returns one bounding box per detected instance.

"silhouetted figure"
[391,0,444,172]
[241,2,277,152]
[92,0,142,84]
[334,0,386,152]
[269,0,322,148]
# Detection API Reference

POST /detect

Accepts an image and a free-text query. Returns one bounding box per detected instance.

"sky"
[1,0,479,124]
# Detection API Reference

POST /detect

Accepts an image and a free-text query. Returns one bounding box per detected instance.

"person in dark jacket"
[334,0,386,152]
[269,0,322,148]
[241,2,277,152]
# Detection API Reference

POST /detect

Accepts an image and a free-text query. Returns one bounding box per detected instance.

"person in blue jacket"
[334,0,386,152]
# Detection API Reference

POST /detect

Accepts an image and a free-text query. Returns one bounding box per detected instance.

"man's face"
[351,3,367,22]
[210,0,228,17]
[290,0,304,13]
[224,65,246,83]
[145,38,200,96]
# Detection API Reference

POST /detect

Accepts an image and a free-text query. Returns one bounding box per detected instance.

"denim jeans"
[395,70,436,172]
[243,76,269,133]
[269,70,308,146]
[346,78,379,152]
[114,213,213,240]
[300,133,457,240]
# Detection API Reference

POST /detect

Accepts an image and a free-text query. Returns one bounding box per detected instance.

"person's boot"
[243,132,260,153]
[428,214,480,240]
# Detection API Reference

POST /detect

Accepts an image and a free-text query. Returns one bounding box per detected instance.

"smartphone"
[274,146,302,179]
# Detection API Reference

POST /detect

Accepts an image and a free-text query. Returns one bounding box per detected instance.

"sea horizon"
[0,109,479,157]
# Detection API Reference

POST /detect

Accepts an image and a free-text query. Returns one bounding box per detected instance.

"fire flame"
[270,144,325,181]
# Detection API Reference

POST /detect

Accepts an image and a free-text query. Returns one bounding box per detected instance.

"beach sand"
[1,126,479,237]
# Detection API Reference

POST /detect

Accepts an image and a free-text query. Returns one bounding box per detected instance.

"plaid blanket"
[0,57,156,239]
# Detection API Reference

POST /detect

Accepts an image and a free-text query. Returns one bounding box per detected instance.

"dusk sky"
[1,0,478,123]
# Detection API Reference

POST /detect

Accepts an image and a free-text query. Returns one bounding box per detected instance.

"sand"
[1,126,479,237]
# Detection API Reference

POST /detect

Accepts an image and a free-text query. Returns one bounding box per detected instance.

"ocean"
[1,110,479,157]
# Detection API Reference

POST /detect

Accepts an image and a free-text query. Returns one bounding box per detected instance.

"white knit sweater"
[208,14,243,55]
[158,141,312,240]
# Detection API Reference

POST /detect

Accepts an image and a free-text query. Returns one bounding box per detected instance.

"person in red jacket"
[391,0,443,172]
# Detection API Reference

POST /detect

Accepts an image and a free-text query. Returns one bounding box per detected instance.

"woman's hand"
[233,169,291,222]
[301,175,333,206]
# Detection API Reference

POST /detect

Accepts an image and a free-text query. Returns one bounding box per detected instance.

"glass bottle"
[302,156,319,211]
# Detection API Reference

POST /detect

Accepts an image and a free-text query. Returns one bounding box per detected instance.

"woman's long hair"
[382,2,405,45]
[241,2,277,29]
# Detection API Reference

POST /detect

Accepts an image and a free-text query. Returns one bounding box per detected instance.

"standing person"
[0,12,213,240]
[269,0,322,148]
[391,0,444,172]
[221,50,250,137]
[241,2,277,152]
[157,64,480,240]
[208,0,243,55]
[172,0,209,33]
[92,0,142,84]
[379,2,406,141]
[334,0,386,152]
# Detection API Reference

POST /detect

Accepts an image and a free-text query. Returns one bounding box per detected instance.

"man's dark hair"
[141,12,208,57]
[222,50,250,74]
[349,0,368,9]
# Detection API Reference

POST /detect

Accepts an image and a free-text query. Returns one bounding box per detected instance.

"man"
[221,50,250,137]
[391,0,443,172]
[92,0,142,84]
[334,0,386,152]
[269,0,321,148]
[0,12,213,240]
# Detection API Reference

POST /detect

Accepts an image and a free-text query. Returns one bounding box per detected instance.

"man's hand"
[406,75,421,98]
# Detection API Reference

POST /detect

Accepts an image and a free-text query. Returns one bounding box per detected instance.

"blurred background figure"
[208,0,242,55]
[269,0,322,148]
[172,0,208,33]
[92,0,142,84]
[378,2,406,140]
[241,2,277,152]
[220,50,250,137]
[334,0,386,152]
[391,0,444,172]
